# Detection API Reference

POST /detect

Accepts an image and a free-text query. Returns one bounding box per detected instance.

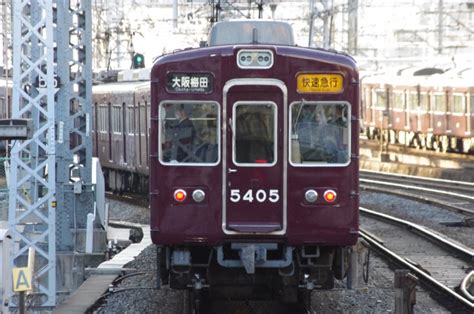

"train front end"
[150,20,359,305]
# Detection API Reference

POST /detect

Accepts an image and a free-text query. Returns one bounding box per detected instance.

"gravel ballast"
[93,190,468,313]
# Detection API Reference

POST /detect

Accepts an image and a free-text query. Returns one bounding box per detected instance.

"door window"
[233,102,276,166]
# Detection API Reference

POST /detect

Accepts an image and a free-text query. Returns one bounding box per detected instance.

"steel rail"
[360,172,474,195]
[359,229,474,310]
[360,178,474,202]
[360,185,474,216]
[360,169,474,188]
[460,271,474,302]
[360,207,474,263]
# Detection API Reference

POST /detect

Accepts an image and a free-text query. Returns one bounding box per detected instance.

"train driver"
[327,105,347,128]
[171,104,196,162]
[295,103,347,163]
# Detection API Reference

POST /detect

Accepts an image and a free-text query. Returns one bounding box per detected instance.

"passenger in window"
[301,104,348,163]
[171,104,196,162]
[327,105,348,163]
[194,113,218,163]
[328,105,347,128]
[297,105,327,162]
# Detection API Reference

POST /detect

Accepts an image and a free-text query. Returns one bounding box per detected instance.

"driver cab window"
[290,102,350,166]
[159,102,219,165]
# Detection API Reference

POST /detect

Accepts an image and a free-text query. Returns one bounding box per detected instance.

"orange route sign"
[297,73,344,93]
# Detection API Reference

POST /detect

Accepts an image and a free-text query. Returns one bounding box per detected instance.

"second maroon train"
[361,70,473,153]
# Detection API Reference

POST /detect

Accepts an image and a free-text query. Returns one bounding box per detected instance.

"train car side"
[92,81,150,193]
[361,73,474,153]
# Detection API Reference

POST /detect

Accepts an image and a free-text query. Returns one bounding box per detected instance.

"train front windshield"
[159,102,219,165]
[290,102,350,165]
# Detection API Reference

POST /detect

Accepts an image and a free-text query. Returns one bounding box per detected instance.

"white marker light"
[192,189,205,203]
[305,189,318,203]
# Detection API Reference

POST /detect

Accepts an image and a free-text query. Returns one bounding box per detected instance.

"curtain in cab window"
[159,102,219,164]
[290,102,350,165]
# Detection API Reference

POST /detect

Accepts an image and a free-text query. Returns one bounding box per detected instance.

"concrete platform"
[54,226,151,313]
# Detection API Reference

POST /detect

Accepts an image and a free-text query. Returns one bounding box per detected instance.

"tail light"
[174,189,187,202]
[323,190,337,203]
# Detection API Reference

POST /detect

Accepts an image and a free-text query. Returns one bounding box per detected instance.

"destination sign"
[296,73,343,93]
[167,73,213,93]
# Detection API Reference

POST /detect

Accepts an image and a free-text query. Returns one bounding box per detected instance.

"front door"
[223,79,287,235]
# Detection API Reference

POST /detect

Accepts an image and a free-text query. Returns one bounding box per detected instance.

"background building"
[1,0,473,71]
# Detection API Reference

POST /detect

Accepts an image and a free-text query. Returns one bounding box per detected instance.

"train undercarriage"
[156,243,353,312]
[103,168,149,195]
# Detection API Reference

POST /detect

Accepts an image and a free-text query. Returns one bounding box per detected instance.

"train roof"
[208,20,295,46]
[92,80,149,93]
[152,44,357,79]
[361,69,473,89]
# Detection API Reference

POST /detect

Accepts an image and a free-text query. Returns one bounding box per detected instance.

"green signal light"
[132,53,145,69]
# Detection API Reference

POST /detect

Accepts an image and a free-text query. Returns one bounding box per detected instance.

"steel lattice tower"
[9,0,93,309]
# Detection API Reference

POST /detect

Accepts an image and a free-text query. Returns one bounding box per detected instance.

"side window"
[375,90,386,109]
[433,94,446,112]
[159,102,220,165]
[147,101,151,136]
[452,94,464,114]
[392,91,404,109]
[409,92,418,111]
[112,105,122,134]
[290,102,350,166]
[140,103,146,135]
[420,93,429,111]
[98,105,108,133]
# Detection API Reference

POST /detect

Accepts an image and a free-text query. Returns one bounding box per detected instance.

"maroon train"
[148,20,359,308]
[0,20,359,309]
[92,79,151,194]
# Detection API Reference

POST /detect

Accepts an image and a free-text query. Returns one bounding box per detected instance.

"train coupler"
[217,243,293,274]
[299,273,315,290]
[187,273,210,290]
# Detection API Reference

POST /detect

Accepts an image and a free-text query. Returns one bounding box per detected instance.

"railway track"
[360,138,474,162]
[105,191,149,208]
[360,207,474,312]
[360,170,474,217]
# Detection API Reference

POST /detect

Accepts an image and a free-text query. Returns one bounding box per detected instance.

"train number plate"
[296,73,343,93]
[229,189,280,203]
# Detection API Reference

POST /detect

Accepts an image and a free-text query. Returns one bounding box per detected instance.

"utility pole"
[1,0,11,116]
[257,0,263,18]
[308,0,315,47]
[55,0,96,295]
[438,0,443,54]
[309,0,332,49]
[114,0,125,68]
[173,0,178,30]
[347,0,358,55]
[322,0,330,49]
